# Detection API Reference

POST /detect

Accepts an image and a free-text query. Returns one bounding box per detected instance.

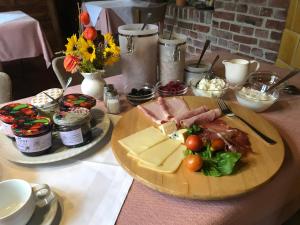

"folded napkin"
[0,11,28,25]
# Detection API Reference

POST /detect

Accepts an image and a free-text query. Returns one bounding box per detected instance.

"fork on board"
[217,98,277,145]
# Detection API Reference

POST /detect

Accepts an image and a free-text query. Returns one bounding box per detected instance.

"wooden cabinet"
[0,0,63,51]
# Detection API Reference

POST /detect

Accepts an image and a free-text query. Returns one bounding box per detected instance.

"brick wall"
[164,0,291,63]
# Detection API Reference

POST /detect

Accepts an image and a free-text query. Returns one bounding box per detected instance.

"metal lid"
[61,94,96,110]
[0,103,38,124]
[53,107,91,126]
[12,116,52,137]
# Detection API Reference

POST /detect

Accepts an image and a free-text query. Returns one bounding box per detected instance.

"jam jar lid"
[0,103,38,124]
[53,107,91,126]
[12,116,52,137]
[31,88,63,108]
[61,94,96,110]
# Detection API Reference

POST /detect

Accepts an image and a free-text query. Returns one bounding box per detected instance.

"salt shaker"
[106,90,121,114]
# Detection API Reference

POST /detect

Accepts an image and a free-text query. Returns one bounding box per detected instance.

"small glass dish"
[156,80,188,97]
[235,83,279,112]
[126,84,156,105]
[248,71,280,86]
[191,77,228,98]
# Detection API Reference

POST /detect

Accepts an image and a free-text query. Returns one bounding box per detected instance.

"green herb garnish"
[187,124,202,135]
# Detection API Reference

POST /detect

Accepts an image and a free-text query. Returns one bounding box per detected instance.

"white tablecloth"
[0,115,133,225]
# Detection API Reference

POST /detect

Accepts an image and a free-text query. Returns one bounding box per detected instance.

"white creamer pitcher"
[118,24,158,93]
[159,33,186,85]
[222,59,260,86]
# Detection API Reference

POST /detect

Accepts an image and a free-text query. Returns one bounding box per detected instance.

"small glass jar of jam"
[12,116,52,156]
[31,88,63,118]
[60,93,96,111]
[53,107,92,148]
[0,103,38,138]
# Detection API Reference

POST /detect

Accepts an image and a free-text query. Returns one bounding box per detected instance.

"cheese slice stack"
[138,145,185,173]
[119,126,186,173]
[118,126,168,155]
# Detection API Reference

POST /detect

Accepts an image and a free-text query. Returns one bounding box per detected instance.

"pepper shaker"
[103,84,114,105]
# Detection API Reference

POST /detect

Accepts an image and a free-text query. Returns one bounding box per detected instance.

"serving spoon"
[196,40,210,68]
[64,77,72,92]
[266,70,300,93]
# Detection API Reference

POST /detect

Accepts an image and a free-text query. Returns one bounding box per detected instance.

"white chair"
[0,72,12,103]
[52,56,83,89]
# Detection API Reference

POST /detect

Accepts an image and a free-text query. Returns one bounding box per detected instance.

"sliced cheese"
[118,126,168,155]
[138,145,186,173]
[169,129,188,144]
[138,138,181,166]
[158,120,177,135]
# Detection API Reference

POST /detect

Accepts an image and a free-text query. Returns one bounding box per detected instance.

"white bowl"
[235,83,279,112]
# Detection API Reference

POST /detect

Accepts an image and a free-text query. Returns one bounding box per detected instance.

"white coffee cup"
[0,179,54,225]
[222,59,260,86]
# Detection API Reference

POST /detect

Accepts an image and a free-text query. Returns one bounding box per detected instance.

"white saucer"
[27,184,59,225]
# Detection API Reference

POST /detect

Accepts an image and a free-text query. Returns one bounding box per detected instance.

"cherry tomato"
[185,135,203,151]
[211,138,225,151]
[184,154,203,172]
[83,26,97,41]
[79,11,90,25]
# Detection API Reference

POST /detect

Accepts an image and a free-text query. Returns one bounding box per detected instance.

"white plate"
[28,184,59,225]
[0,109,110,164]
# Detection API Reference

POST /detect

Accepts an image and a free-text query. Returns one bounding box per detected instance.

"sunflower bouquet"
[63,10,120,73]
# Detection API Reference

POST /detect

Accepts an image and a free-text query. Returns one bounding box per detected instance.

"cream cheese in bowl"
[235,86,279,112]
[191,77,228,98]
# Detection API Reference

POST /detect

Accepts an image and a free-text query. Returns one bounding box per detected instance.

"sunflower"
[104,44,120,66]
[77,36,96,62]
[65,34,78,55]
[104,33,114,46]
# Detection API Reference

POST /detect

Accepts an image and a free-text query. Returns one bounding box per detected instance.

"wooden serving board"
[111,96,285,200]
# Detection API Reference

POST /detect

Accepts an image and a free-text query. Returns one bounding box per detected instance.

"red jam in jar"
[12,116,52,156]
[60,94,96,111]
[53,107,92,148]
[0,103,38,138]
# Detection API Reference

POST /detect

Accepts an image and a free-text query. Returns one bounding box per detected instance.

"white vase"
[81,70,106,100]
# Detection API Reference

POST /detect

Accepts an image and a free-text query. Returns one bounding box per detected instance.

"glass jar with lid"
[0,103,38,138]
[12,116,52,156]
[53,107,92,148]
[31,88,63,118]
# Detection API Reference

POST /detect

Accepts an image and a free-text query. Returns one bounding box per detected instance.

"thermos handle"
[125,35,134,54]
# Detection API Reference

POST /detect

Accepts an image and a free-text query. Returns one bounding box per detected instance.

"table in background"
[82,0,153,34]
[0,11,53,68]
[1,51,300,225]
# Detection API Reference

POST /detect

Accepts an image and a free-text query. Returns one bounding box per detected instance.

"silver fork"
[217,98,277,145]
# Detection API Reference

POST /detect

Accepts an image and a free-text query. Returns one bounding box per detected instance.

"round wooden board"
[111,96,285,200]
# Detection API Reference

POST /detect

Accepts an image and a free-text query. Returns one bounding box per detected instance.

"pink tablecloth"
[82,0,152,34]
[1,51,300,225]
[0,11,53,67]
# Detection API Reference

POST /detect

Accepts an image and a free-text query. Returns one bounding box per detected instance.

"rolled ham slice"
[137,97,190,124]
[163,97,190,118]
[180,108,222,128]
[137,104,167,124]
[157,97,172,119]
[174,106,209,125]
